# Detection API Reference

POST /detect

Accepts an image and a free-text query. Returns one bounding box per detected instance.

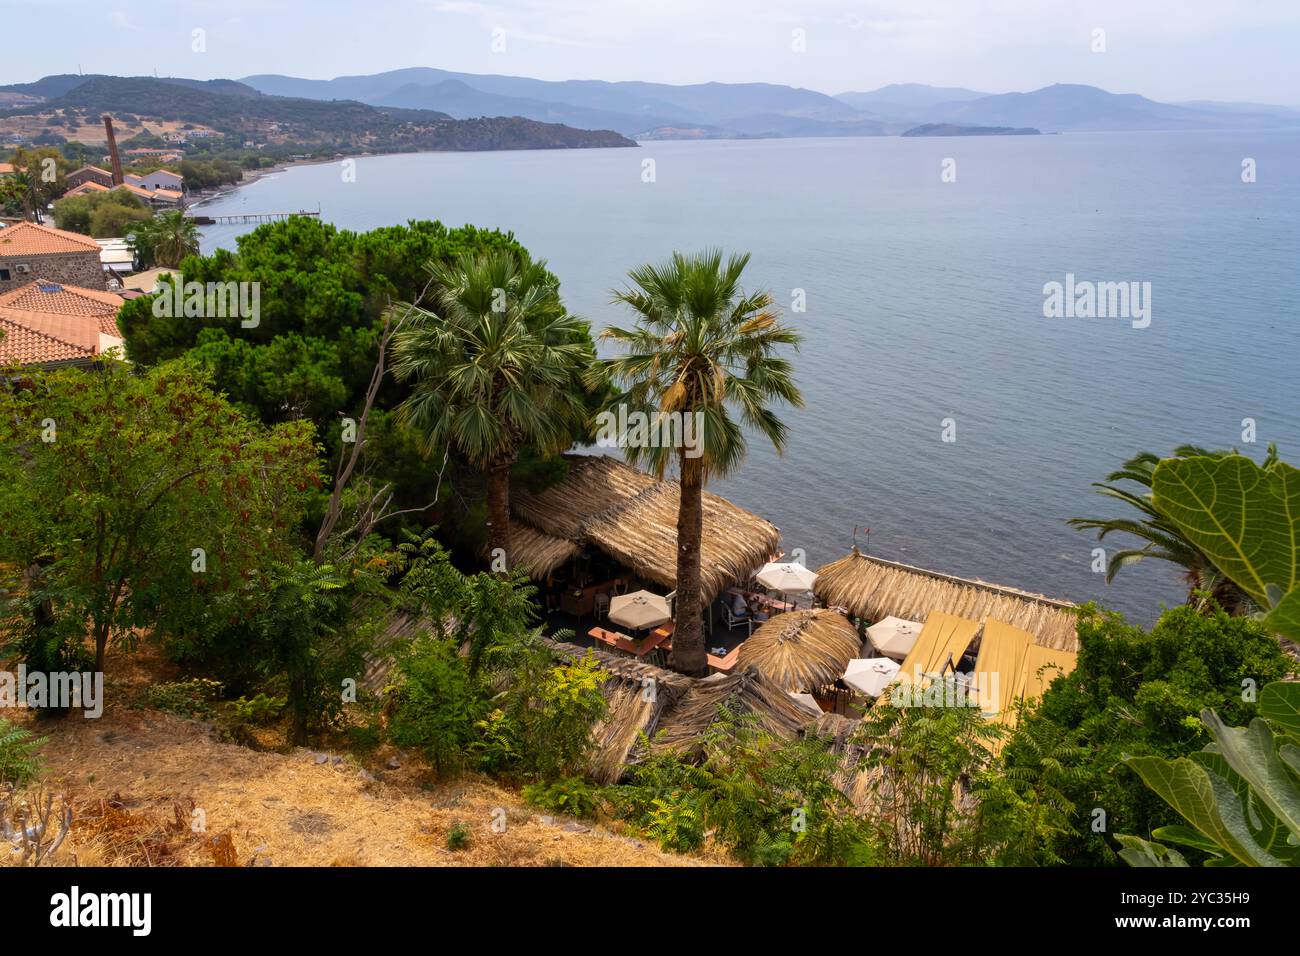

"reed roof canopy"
[509,455,780,601]
[814,548,1079,652]
[737,609,862,692]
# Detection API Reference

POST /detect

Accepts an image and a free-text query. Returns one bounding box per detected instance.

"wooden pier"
[187,208,320,226]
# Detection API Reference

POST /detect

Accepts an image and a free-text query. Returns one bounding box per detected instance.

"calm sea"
[196,131,1300,623]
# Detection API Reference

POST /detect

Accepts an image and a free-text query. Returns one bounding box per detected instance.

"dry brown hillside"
[6,647,714,868]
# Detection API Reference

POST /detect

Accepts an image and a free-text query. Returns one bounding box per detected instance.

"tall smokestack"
[102,114,124,186]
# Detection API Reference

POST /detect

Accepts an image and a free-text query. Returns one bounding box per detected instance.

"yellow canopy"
[896,611,982,683]
[1020,643,1078,701]
[971,619,1035,718]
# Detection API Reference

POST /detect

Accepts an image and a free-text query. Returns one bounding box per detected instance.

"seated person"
[729,591,749,619]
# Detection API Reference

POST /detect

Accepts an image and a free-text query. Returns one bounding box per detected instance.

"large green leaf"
[1151,456,1300,635]
[1200,711,1300,852]
[1260,681,1300,743]
[1115,834,1189,867]
[1123,753,1284,866]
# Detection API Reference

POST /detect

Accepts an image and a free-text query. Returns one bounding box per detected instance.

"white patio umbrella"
[608,590,672,631]
[755,562,818,594]
[866,616,923,661]
[842,657,901,697]
[787,691,823,716]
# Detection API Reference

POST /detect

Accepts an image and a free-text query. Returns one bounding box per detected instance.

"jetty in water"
[187,208,321,226]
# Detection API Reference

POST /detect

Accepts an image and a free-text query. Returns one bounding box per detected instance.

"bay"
[196,130,1300,622]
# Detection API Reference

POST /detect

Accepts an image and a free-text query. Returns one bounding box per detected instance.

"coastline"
[186,155,340,211]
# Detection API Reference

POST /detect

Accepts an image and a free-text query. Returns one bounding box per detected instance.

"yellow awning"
[1020,643,1078,701]
[896,610,982,682]
[971,619,1035,718]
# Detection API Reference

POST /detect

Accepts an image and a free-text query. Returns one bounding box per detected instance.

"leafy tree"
[601,250,802,674]
[1117,681,1300,866]
[999,603,1291,865]
[130,209,200,267]
[855,686,1004,865]
[0,720,46,786]
[1151,449,1300,645]
[390,635,486,777]
[0,361,318,672]
[391,249,597,565]
[1068,445,1276,613]
[230,558,373,744]
[52,187,152,237]
[114,218,558,544]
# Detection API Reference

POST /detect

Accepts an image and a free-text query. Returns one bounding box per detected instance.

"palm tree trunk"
[484,460,512,572]
[669,458,707,676]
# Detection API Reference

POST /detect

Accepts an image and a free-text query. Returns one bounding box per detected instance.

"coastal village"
[0,95,1295,874]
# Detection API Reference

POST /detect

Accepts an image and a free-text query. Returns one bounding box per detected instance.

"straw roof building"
[814,548,1079,652]
[737,609,862,692]
[510,455,780,601]
[549,639,816,783]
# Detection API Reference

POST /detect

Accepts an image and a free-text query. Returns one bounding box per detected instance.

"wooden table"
[588,626,668,659]
[725,587,795,616]
[707,644,743,673]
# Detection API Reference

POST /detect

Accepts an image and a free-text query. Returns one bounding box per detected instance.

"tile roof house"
[66,165,116,190]
[0,221,108,292]
[0,279,126,368]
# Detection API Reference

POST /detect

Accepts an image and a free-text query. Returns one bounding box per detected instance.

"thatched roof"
[651,668,820,761]
[814,548,1079,652]
[549,640,694,784]
[737,609,862,692]
[548,638,815,781]
[485,524,580,579]
[513,455,780,601]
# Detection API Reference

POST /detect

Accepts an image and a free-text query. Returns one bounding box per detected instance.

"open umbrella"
[608,590,672,631]
[842,657,901,697]
[755,562,819,594]
[865,616,923,661]
[787,691,823,716]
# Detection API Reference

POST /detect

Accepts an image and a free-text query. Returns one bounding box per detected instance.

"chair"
[594,593,610,620]
[721,602,751,634]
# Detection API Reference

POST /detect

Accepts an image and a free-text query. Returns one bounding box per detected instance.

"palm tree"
[391,250,594,567]
[1068,444,1275,613]
[130,210,200,268]
[601,250,802,676]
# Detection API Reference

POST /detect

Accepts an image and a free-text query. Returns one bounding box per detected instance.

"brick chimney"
[102,114,124,186]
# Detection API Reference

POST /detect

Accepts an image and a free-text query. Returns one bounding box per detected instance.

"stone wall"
[0,251,107,292]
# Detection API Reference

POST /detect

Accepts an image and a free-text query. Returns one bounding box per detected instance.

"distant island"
[901,123,1040,137]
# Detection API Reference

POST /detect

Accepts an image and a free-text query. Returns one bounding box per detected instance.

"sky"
[4,0,1300,105]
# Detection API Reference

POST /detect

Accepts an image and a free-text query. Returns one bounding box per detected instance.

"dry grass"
[9,646,707,868]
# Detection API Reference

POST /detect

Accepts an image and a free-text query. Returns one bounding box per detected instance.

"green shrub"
[0,719,46,786]
[478,652,608,782]
[446,821,470,851]
[229,693,286,725]
[643,795,706,853]
[522,776,603,819]
[390,634,485,777]
[143,678,224,718]
[998,602,1292,865]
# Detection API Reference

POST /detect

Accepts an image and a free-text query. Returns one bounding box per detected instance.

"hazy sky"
[6,0,1300,105]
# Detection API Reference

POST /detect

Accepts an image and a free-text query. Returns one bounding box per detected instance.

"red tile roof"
[0,318,93,365]
[0,221,103,256]
[65,181,112,196]
[0,279,125,367]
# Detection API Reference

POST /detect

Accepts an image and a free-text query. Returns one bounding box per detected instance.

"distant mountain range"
[0,74,636,153]
[3,70,1297,151]
[239,70,1300,139]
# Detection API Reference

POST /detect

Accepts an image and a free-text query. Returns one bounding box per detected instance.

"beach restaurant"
[499,454,784,667]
